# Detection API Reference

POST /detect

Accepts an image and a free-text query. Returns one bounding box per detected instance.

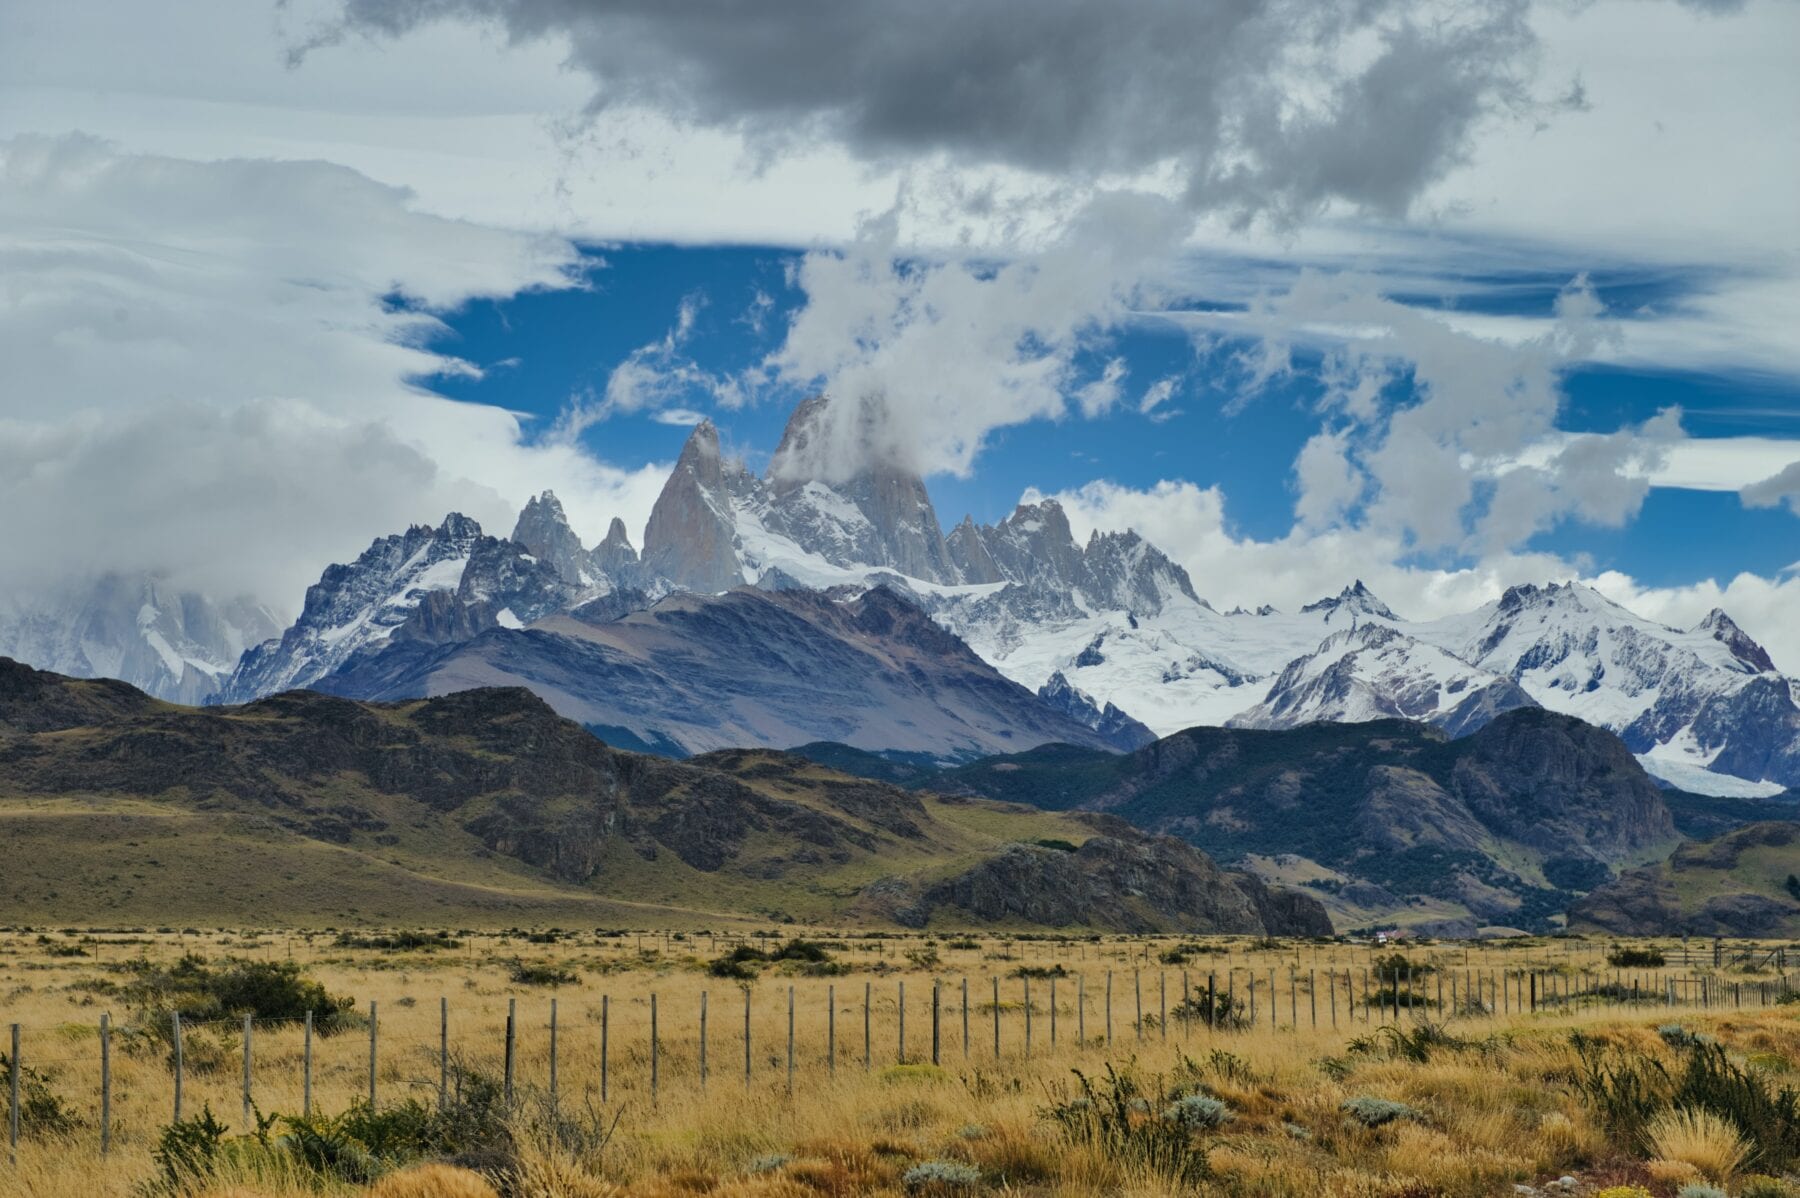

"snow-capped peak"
[1300,579,1400,621]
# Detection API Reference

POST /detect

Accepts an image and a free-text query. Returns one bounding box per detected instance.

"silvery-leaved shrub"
[1674,1184,1727,1198]
[902,1160,982,1191]
[1340,1096,1420,1127]
[1162,1094,1233,1130]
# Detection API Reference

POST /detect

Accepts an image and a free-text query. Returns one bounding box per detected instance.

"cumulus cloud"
[1190,270,1685,555]
[1741,460,1800,515]
[0,134,669,609]
[763,191,1191,481]
[579,292,744,431]
[311,0,1554,225]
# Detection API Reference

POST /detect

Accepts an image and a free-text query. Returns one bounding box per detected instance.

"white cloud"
[764,191,1193,481]
[0,134,669,610]
[1138,375,1181,421]
[1740,460,1800,515]
[594,292,743,424]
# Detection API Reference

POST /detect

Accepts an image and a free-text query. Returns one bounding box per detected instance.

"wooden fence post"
[651,992,660,1105]
[897,981,906,1064]
[503,999,516,1106]
[172,1012,184,1122]
[1105,972,1113,1044]
[700,991,709,1091]
[1134,970,1143,1040]
[100,1013,112,1156]
[1024,977,1032,1057]
[242,1013,253,1126]
[303,1010,313,1118]
[368,1001,378,1111]
[438,998,448,1111]
[785,987,794,1096]
[1050,976,1058,1046]
[8,1023,19,1166]
[1078,974,1087,1042]
[549,999,559,1115]
[932,981,941,1066]
[992,976,1001,1057]
[961,978,970,1057]
[602,994,610,1103]
[828,985,836,1076]
[863,982,871,1071]
[1160,972,1167,1041]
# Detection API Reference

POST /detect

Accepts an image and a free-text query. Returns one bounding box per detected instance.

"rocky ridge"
[0,658,1329,934]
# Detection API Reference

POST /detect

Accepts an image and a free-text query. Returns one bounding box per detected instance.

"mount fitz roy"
[15,397,1797,791]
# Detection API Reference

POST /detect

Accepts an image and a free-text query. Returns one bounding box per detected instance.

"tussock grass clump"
[1646,1108,1749,1181]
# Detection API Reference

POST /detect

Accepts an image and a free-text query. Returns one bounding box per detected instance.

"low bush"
[1608,946,1667,968]
[1340,1096,1421,1127]
[333,931,460,951]
[1371,953,1434,984]
[901,1159,981,1191]
[146,1064,515,1193]
[1044,1063,1210,1185]
[507,961,578,987]
[0,1052,78,1136]
[125,954,356,1035]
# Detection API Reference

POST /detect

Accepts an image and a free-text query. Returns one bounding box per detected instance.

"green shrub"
[1371,953,1434,984]
[333,930,460,951]
[1044,1063,1210,1184]
[508,961,578,986]
[1012,963,1068,979]
[125,955,356,1035]
[0,1052,78,1136]
[1607,945,1666,968]
[1169,988,1247,1030]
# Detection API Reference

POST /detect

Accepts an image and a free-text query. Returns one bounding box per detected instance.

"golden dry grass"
[1644,1107,1751,1181]
[2,927,1795,1196]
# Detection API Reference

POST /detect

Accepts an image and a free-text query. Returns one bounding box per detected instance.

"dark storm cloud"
[306,0,1546,222]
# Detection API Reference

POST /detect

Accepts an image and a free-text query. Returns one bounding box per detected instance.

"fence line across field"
[6,964,1796,1164]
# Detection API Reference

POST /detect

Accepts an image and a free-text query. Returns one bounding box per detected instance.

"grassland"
[0,780,1097,931]
[3,928,1798,1197]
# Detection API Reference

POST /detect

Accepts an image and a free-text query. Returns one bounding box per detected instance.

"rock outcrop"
[1569,820,1800,937]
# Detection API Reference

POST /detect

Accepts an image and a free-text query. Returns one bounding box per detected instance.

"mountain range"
[0,657,1326,934]
[796,707,1700,934]
[6,396,1798,796]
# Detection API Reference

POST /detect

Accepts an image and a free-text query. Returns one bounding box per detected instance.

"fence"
[6,962,1795,1164]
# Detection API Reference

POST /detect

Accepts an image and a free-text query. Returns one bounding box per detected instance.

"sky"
[1,0,1797,666]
